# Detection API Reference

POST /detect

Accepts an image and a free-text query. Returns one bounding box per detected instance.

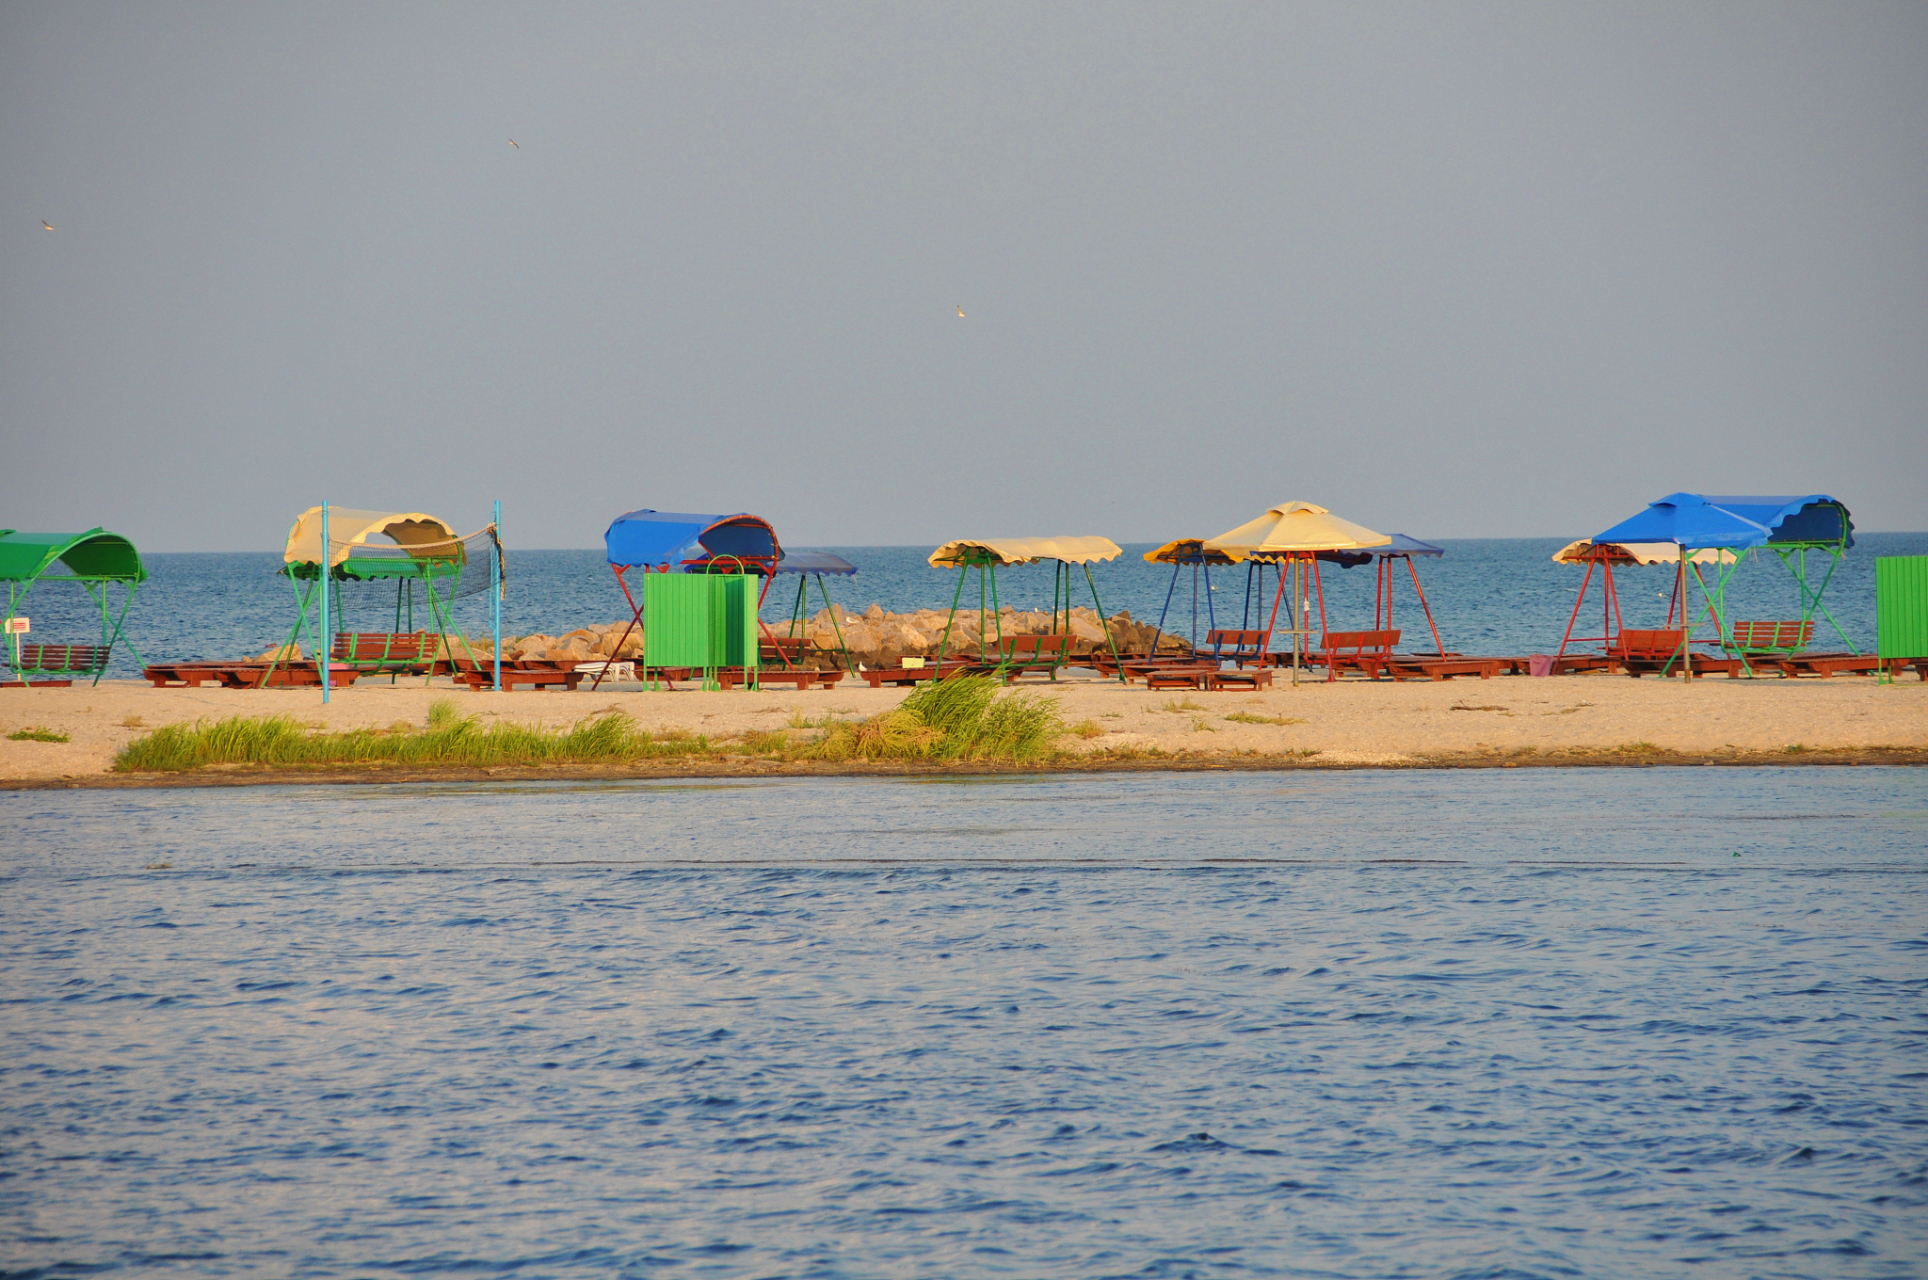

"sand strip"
[3,671,1923,786]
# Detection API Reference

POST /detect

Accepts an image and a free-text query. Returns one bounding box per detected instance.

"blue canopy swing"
[597,509,783,690]
[1584,492,1855,674]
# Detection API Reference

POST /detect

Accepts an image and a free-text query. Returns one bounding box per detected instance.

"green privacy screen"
[1876,556,1928,659]
[642,573,759,673]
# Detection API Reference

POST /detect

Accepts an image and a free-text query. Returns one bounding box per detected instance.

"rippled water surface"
[3,768,1925,1278]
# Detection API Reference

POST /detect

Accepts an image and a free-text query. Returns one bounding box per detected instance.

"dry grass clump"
[1222,712,1304,726]
[114,702,708,772]
[804,675,1062,763]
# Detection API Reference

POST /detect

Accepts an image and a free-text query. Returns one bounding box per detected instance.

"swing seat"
[330,631,437,674]
[979,633,1074,683]
[1301,630,1399,680]
[1204,630,1269,667]
[1613,629,1692,676]
[6,643,111,686]
[759,635,808,667]
[1730,621,1814,656]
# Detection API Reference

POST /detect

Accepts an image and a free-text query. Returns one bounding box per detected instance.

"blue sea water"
[11,534,1926,679]
[2,768,1925,1278]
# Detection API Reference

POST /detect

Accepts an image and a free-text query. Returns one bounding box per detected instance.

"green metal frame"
[782,573,857,673]
[932,550,1123,680]
[0,529,147,686]
[1666,506,1858,676]
[270,547,480,687]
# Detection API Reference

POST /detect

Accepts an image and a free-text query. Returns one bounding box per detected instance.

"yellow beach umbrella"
[1203,501,1392,561]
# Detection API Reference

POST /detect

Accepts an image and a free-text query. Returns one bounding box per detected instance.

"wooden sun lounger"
[1384,657,1502,682]
[1144,666,1219,690]
[715,668,847,690]
[1205,666,1273,691]
[1767,653,1885,678]
[452,659,583,691]
[142,661,362,689]
[1091,653,1196,682]
[860,660,971,689]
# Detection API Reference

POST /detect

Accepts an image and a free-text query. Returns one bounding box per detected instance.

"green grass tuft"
[802,675,1063,763]
[113,706,709,772]
[7,726,69,743]
[1222,712,1305,726]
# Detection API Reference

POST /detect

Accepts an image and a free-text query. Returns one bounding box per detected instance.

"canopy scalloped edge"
[0,528,146,583]
[928,536,1123,568]
[284,508,459,568]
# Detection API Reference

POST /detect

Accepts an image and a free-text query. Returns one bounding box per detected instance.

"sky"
[3,2,1924,552]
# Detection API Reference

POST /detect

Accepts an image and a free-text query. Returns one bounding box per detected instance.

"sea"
[9,533,1925,678]
[5,537,1926,1276]
[2,768,1924,1277]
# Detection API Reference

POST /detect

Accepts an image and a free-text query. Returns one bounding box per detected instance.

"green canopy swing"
[928,536,1126,679]
[270,507,493,688]
[0,528,146,686]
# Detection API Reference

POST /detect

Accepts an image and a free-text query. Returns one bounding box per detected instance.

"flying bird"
[508,138,519,148]
[956,305,965,318]
[42,220,54,230]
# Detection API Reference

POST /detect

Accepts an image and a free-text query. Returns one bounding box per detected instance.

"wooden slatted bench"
[331,632,437,674]
[1730,620,1814,656]
[1307,629,1400,680]
[1614,628,1690,676]
[1204,629,1270,667]
[6,643,112,687]
[759,635,808,667]
[985,633,1074,683]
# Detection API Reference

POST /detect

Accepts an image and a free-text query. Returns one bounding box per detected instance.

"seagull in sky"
[42,220,54,230]
[508,138,519,148]
[956,305,965,318]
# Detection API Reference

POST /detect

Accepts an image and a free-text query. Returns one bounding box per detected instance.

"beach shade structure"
[597,509,781,690]
[927,537,1126,677]
[1316,534,1448,657]
[1552,539,1735,670]
[1142,540,1241,656]
[276,507,505,695]
[1203,502,1393,681]
[0,528,146,686]
[771,551,858,673]
[1585,493,1855,673]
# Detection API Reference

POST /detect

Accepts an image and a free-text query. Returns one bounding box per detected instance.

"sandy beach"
[3,670,1922,785]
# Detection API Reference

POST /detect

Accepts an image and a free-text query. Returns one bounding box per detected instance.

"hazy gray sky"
[5,3,1924,551]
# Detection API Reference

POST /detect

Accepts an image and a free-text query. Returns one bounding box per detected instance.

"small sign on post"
[3,617,27,635]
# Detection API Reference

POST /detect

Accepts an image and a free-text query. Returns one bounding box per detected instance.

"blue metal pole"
[320,501,331,704]
[492,499,502,692]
